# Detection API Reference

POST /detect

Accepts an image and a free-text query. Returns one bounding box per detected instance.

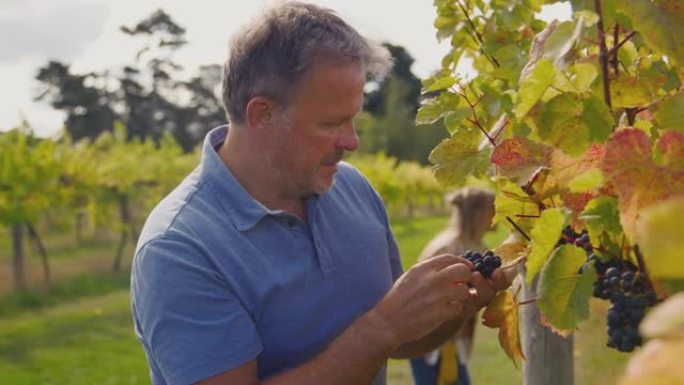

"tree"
[34,9,226,150]
[34,61,116,140]
[359,43,447,164]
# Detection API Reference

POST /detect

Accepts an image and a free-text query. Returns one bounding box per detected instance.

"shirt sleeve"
[131,236,263,385]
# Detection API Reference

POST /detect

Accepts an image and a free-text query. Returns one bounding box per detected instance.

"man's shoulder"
[136,168,219,254]
[334,161,371,190]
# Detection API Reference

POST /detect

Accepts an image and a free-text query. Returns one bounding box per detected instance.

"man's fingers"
[434,262,472,286]
[489,268,512,291]
[470,272,496,307]
[418,253,473,271]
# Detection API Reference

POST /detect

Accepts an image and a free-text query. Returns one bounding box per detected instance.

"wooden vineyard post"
[520,269,574,385]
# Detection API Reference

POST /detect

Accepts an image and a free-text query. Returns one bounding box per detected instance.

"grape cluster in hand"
[463,249,502,279]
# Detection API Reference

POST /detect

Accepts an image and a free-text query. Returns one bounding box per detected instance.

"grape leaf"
[654,92,684,133]
[568,168,604,193]
[542,19,584,68]
[492,180,539,234]
[428,132,491,187]
[619,339,684,385]
[600,129,684,237]
[538,245,596,332]
[516,58,557,119]
[422,70,458,93]
[580,196,624,241]
[553,63,599,93]
[416,92,461,125]
[526,208,568,285]
[658,129,684,168]
[616,0,684,66]
[482,290,525,366]
[634,197,684,279]
[494,241,528,262]
[561,192,597,224]
[537,93,613,156]
[609,76,659,108]
[491,136,552,183]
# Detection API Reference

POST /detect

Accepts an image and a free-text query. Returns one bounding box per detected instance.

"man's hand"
[460,268,511,318]
[371,254,474,347]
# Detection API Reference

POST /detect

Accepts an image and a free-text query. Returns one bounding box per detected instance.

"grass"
[0,272,130,318]
[0,291,149,385]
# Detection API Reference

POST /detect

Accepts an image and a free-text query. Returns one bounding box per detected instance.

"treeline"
[33,9,448,165]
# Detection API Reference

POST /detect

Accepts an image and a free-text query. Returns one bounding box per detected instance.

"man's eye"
[325,119,345,127]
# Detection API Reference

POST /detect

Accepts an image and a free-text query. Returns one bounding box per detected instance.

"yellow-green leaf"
[516,58,557,119]
[526,208,568,284]
[634,198,684,279]
[482,290,525,366]
[616,0,684,66]
[538,245,596,332]
[654,92,684,133]
[568,168,604,193]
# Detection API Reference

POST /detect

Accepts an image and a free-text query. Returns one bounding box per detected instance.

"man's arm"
[198,254,473,385]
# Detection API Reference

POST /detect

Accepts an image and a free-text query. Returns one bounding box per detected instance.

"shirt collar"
[200,125,277,232]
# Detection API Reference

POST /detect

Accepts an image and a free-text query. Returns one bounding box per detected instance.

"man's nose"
[337,122,359,152]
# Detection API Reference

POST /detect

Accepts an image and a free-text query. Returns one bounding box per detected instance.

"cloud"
[0,0,110,63]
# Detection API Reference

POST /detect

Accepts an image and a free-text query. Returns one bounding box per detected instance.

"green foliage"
[526,208,568,285]
[346,153,444,217]
[423,0,684,361]
[538,245,596,332]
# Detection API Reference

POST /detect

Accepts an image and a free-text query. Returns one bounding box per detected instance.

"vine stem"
[608,31,637,57]
[633,245,656,294]
[506,216,531,242]
[458,90,497,146]
[595,0,612,109]
[612,24,620,76]
[455,0,500,68]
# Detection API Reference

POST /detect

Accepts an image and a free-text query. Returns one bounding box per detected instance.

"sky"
[0,0,570,137]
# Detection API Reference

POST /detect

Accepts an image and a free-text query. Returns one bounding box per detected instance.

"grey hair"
[221,1,394,124]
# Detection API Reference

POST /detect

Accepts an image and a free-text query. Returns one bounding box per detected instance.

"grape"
[588,256,657,352]
[462,249,502,279]
[561,225,657,353]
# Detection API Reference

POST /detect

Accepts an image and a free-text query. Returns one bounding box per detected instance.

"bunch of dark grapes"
[559,226,657,352]
[557,226,593,254]
[463,249,502,279]
[590,258,657,352]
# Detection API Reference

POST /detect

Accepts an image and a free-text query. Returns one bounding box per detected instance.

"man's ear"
[245,96,276,129]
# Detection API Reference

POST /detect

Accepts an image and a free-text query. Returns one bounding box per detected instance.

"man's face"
[267,61,365,196]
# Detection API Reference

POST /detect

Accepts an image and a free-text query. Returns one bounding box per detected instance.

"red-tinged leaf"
[658,130,684,168]
[530,144,604,209]
[491,137,553,183]
[562,192,597,224]
[601,129,684,237]
[482,290,525,366]
[429,132,492,187]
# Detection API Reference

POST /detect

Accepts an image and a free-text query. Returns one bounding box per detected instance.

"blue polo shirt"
[131,125,403,385]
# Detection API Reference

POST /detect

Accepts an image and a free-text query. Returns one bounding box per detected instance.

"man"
[130,2,508,385]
